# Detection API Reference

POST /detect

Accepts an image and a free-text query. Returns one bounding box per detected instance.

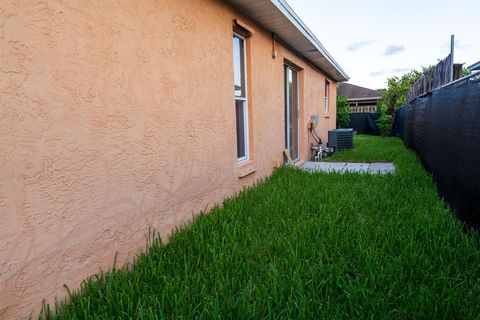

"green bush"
[376,70,422,136]
[376,113,393,137]
[336,95,350,128]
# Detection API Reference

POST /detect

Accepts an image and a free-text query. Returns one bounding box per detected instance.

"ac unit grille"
[328,129,353,151]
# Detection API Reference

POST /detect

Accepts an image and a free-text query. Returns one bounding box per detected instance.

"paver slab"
[300,161,395,175]
[344,163,370,173]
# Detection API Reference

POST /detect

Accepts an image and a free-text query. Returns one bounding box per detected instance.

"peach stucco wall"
[0,0,337,317]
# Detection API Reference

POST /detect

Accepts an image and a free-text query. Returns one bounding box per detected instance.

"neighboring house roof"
[225,0,349,82]
[337,83,382,100]
[468,60,480,71]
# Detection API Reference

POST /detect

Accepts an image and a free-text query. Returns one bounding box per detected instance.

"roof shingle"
[337,83,382,100]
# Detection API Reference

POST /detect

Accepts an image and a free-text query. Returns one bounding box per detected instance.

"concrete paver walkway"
[301,161,395,174]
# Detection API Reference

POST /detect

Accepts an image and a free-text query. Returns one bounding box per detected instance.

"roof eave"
[347,96,382,101]
[225,0,349,82]
[271,0,349,82]
[468,61,480,71]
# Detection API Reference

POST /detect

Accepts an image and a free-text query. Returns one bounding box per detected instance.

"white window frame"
[234,33,249,163]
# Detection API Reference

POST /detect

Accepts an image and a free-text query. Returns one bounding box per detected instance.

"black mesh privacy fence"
[349,112,380,135]
[394,73,480,228]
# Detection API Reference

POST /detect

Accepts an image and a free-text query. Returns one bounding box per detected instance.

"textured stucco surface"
[0,0,337,318]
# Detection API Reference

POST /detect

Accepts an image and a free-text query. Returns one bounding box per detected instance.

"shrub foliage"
[336,95,350,128]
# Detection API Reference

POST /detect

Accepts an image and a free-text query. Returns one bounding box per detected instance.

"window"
[325,79,330,113]
[233,34,248,161]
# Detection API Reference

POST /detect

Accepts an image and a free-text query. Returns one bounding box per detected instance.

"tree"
[336,95,350,128]
[462,68,472,78]
[376,70,421,136]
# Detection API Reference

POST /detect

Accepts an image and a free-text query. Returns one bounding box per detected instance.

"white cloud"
[384,45,406,56]
[346,40,377,51]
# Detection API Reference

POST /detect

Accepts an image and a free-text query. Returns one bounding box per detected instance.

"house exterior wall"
[0,0,337,317]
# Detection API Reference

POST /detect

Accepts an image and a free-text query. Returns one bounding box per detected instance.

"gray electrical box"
[328,129,353,151]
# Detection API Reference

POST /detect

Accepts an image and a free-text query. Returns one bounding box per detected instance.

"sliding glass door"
[285,66,299,162]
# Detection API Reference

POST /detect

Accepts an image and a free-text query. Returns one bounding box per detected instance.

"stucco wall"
[0,0,337,317]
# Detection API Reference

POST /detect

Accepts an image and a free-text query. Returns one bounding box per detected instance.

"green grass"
[41,135,480,319]
[326,134,406,163]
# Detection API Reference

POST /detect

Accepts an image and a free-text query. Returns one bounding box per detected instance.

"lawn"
[42,135,480,319]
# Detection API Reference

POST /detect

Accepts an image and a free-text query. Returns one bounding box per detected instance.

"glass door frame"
[284,65,300,162]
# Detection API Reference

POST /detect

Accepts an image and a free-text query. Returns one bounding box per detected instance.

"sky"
[287,0,480,89]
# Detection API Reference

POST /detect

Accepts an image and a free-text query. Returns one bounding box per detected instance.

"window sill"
[237,160,256,178]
